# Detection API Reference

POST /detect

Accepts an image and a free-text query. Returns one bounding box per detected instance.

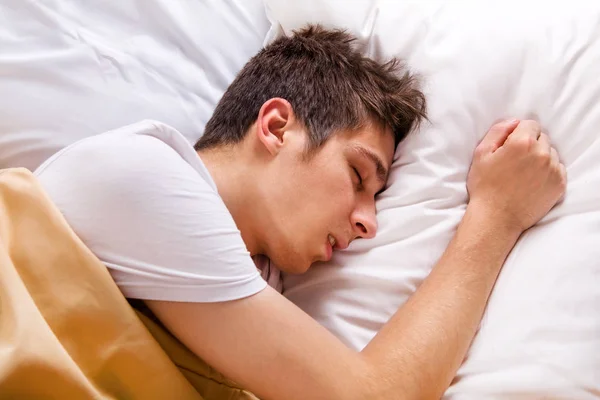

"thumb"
[479,119,520,153]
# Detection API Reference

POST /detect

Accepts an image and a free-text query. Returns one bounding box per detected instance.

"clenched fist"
[467,119,567,233]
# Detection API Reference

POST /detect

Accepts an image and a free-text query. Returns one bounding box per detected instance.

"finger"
[510,119,542,140]
[537,133,551,154]
[560,163,567,181]
[550,147,560,165]
[559,163,568,195]
[479,119,520,153]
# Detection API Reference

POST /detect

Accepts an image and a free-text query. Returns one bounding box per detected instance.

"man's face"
[262,122,394,274]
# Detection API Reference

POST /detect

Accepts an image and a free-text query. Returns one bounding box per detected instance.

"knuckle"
[560,167,568,185]
[558,177,567,193]
[522,119,541,131]
[511,135,534,151]
[518,120,542,137]
[474,144,486,158]
[538,150,552,165]
[555,165,567,187]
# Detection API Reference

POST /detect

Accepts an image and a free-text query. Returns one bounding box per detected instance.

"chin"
[272,255,311,275]
[293,262,312,275]
[282,263,311,275]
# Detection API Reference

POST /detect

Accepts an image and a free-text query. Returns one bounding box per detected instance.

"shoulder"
[35,120,218,203]
[37,120,209,182]
[33,120,232,247]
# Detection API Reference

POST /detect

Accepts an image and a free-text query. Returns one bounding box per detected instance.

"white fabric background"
[266,1,600,398]
[0,0,270,171]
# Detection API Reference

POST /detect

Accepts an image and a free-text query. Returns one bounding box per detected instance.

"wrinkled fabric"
[0,168,258,400]
[253,254,283,293]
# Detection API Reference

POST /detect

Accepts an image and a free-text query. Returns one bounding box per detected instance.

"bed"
[1,0,599,398]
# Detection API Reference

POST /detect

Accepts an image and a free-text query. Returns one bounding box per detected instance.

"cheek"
[312,163,351,192]
[313,174,355,215]
[292,159,355,219]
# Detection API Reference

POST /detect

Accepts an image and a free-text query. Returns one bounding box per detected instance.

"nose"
[351,202,378,240]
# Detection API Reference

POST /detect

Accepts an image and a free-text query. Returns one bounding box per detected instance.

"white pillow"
[267,1,600,397]
[0,0,270,170]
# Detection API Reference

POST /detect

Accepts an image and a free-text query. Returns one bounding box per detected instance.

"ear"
[255,98,295,156]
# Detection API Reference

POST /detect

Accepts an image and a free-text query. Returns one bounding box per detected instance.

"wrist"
[464,200,524,241]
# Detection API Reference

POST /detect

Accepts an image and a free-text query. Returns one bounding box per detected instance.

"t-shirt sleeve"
[35,124,267,302]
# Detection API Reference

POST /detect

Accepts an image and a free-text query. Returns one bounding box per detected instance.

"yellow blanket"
[0,168,258,400]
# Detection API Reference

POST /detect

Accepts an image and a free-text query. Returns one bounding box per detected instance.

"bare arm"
[360,204,520,398]
[147,119,566,399]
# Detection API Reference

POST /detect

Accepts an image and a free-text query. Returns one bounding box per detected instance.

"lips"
[327,234,350,251]
[323,234,351,262]
[324,239,333,261]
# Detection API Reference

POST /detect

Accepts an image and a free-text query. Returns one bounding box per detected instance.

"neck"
[197,146,264,256]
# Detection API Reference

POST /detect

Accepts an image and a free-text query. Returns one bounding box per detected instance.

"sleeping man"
[35,26,566,399]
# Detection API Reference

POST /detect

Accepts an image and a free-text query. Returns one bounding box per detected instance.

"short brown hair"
[194,24,426,152]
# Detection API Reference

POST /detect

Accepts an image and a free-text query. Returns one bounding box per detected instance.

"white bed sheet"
[0,0,270,171]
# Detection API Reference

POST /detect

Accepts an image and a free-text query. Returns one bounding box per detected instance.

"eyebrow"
[353,145,389,189]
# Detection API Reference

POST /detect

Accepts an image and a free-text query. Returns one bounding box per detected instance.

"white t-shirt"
[35,120,268,302]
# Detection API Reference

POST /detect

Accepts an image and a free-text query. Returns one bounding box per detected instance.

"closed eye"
[352,167,363,189]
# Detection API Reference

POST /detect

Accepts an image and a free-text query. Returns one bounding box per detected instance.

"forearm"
[360,204,522,399]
